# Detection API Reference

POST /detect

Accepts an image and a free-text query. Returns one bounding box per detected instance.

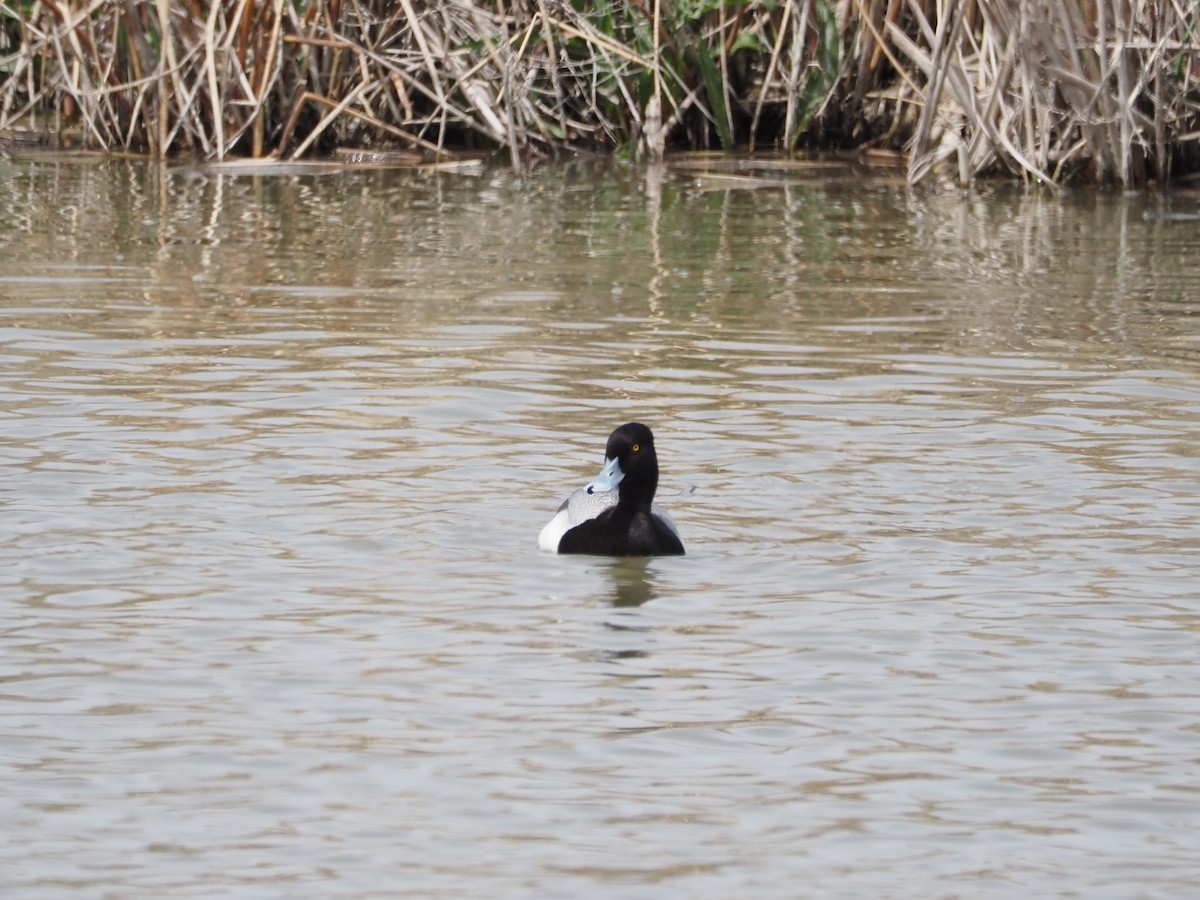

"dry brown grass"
[1,1,1197,186]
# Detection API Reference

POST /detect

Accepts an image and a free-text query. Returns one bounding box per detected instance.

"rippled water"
[2,157,1200,897]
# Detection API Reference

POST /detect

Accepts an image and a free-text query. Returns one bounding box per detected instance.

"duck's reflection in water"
[604,556,657,608]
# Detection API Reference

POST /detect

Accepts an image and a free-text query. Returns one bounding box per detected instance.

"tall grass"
[1,1,1197,186]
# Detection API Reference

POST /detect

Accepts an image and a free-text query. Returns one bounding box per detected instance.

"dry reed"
[0,1,1197,186]
[879,0,1200,186]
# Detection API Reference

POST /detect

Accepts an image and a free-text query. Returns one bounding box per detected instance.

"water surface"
[2,157,1199,897]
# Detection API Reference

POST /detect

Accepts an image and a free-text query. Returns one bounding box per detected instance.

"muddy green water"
[2,157,1199,897]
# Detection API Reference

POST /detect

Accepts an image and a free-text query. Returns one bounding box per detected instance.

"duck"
[539,422,685,556]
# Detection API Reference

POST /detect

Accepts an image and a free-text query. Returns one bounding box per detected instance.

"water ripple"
[2,162,1200,898]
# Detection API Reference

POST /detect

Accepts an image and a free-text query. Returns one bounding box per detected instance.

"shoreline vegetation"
[1,1,1197,187]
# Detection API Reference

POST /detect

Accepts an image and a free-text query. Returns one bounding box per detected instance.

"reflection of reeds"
[0,1,1196,185]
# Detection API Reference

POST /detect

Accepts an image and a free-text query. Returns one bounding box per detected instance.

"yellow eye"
[631,443,640,453]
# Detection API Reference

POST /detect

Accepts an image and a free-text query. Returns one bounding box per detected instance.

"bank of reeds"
[1,1,1197,186]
